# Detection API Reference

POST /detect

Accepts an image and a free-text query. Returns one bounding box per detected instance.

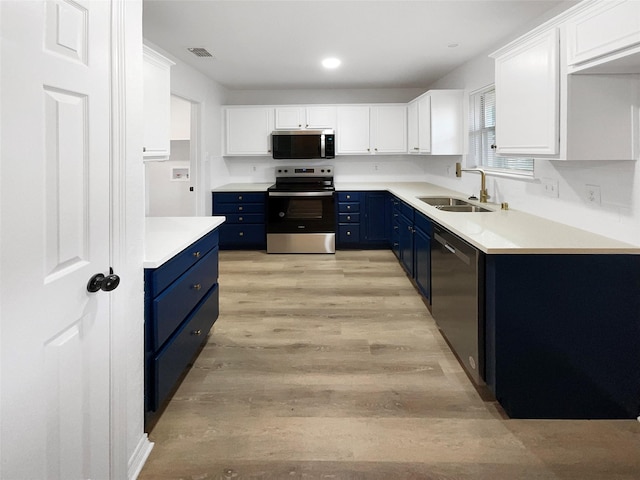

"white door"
[1,1,113,478]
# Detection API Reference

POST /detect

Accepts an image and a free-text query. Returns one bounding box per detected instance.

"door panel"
[1,1,112,478]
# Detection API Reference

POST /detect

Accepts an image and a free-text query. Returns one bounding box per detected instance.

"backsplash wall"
[221,155,431,185]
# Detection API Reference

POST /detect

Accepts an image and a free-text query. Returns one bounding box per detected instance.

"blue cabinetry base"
[485,254,640,419]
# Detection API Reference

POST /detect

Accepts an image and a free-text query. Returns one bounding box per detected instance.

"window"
[468,86,534,175]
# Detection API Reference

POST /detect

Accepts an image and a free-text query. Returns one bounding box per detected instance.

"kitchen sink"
[438,205,493,213]
[418,196,471,206]
[418,196,495,212]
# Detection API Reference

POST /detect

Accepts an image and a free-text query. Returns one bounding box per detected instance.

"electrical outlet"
[542,178,559,198]
[585,184,601,205]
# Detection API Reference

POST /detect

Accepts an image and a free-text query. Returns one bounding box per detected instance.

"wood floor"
[139,250,640,480]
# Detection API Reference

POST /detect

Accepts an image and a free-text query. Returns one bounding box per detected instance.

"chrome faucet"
[456,162,490,203]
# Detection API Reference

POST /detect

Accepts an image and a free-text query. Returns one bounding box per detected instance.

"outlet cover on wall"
[542,178,559,198]
[585,184,601,205]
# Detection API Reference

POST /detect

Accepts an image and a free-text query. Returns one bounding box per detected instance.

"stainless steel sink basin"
[418,196,495,212]
[438,205,493,213]
[418,196,471,206]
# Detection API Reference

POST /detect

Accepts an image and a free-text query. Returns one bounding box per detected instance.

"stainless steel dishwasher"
[431,224,484,385]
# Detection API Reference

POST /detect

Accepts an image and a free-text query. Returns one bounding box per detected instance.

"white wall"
[424,42,640,246]
[223,154,432,185]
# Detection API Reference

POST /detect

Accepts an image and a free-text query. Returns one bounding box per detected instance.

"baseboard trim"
[128,434,154,480]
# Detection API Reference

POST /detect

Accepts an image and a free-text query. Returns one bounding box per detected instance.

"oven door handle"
[268,191,334,197]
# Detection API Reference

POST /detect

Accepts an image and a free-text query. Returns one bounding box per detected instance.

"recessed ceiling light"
[322,57,341,69]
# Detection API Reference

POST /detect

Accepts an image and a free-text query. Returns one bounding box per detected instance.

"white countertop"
[144,216,226,268]
[211,183,273,192]
[212,181,639,254]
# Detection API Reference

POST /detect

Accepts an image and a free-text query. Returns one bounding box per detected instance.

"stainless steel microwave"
[272,129,335,159]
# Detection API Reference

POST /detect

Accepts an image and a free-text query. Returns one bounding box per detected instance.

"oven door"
[267,191,335,233]
[267,191,336,253]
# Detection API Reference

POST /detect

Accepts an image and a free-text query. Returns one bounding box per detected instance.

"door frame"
[109,1,152,478]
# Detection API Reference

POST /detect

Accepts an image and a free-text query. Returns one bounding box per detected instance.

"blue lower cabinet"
[485,254,640,419]
[151,285,219,412]
[414,212,431,302]
[336,191,390,248]
[213,192,266,249]
[144,229,220,423]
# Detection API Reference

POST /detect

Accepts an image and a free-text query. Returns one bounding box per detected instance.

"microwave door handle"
[320,134,325,158]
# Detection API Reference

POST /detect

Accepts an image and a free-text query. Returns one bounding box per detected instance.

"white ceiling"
[143,0,577,91]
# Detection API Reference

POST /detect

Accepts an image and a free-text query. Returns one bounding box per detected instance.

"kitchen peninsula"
[143,216,225,425]
[212,181,640,419]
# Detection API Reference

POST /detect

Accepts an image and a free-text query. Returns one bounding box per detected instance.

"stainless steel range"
[267,166,336,254]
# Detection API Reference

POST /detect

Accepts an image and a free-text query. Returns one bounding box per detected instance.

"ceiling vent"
[187,47,213,58]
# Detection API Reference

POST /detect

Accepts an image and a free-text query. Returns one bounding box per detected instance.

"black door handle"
[87,268,120,293]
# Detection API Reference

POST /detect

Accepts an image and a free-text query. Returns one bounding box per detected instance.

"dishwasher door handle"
[434,232,471,266]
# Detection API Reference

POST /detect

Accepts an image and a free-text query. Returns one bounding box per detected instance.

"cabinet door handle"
[191,329,202,336]
[346,231,351,236]
[238,216,243,222]
[239,232,244,236]
[192,251,201,258]
[238,206,243,211]
[346,205,351,210]
[192,283,202,291]
[346,195,351,199]
[238,195,243,200]
[346,215,351,220]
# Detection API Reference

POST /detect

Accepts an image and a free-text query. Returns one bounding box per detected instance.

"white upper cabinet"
[493,29,560,156]
[491,4,639,161]
[407,90,464,155]
[224,107,274,156]
[336,106,371,154]
[274,106,336,129]
[143,46,174,160]
[370,105,407,154]
[566,0,640,72]
[336,105,407,155]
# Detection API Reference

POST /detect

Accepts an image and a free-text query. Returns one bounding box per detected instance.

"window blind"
[469,87,533,175]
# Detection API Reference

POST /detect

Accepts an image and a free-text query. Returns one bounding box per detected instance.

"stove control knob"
[279,211,285,218]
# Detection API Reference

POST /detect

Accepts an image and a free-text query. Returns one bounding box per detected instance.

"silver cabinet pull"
[193,251,201,258]
[192,283,202,291]
[191,329,202,336]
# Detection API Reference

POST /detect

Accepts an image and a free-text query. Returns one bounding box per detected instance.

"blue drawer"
[146,229,219,297]
[214,192,265,204]
[400,202,414,221]
[337,192,362,202]
[338,202,360,213]
[339,213,360,223]
[223,213,264,224]
[213,202,265,214]
[414,211,432,235]
[219,224,265,248]
[339,224,360,243]
[150,247,219,350]
[150,284,219,411]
